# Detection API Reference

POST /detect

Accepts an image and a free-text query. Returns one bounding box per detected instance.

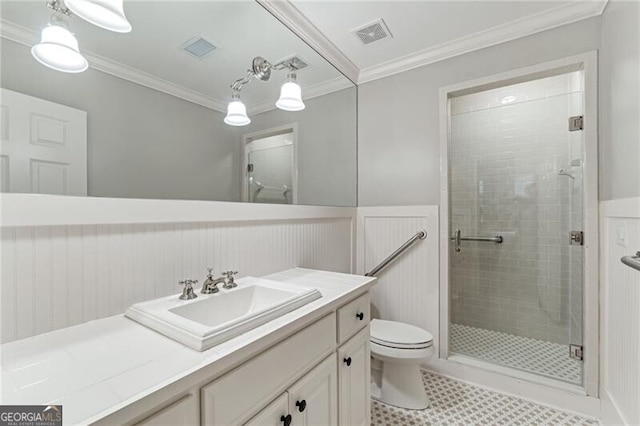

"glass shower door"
[448,74,584,385]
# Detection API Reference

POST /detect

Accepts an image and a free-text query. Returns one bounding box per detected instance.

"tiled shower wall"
[449,73,583,345]
[0,218,353,343]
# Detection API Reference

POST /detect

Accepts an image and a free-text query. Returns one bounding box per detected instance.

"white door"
[0,88,87,195]
[289,355,337,426]
[338,327,370,426]
[244,393,290,426]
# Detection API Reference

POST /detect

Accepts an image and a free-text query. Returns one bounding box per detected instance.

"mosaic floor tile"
[371,371,597,426]
[450,323,583,384]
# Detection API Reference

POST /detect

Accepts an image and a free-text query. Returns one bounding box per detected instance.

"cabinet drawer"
[201,314,336,425]
[337,293,370,344]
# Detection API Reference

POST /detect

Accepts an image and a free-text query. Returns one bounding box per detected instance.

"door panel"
[289,355,337,426]
[0,88,87,195]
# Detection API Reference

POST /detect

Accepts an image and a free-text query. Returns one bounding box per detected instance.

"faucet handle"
[222,271,239,289]
[179,279,198,300]
[206,267,214,277]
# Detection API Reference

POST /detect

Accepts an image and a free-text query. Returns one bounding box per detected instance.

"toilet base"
[376,362,429,410]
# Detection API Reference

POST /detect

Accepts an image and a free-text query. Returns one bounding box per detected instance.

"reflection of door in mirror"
[243,125,297,205]
[1,89,87,195]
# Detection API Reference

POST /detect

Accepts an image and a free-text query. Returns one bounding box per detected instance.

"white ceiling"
[289,0,606,82]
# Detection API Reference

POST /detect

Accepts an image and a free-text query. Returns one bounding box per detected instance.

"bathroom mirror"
[0,1,357,207]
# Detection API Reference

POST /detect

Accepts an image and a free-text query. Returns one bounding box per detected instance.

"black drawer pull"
[356,312,364,321]
[344,357,352,366]
[280,414,292,426]
[296,399,307,412]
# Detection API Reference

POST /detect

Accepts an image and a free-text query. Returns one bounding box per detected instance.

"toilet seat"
[370,319,433,349]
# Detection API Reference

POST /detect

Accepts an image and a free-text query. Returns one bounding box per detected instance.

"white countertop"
[0,268,375,425]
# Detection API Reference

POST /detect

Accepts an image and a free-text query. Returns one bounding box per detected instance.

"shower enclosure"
[447,72,585,386]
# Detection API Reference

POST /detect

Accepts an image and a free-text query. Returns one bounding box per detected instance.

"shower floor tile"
[450,324,582,384]
[371,371,597,426]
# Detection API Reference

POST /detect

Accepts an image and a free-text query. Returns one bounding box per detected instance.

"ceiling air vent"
[352,18,392,45]
[180,36,218,59]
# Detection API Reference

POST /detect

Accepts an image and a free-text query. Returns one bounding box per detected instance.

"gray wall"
[242,87,357,207]
[1,38,240,201]
[600,0,640,201]
[358,18,602,206]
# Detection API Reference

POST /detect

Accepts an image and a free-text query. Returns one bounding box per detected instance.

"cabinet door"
[338,327,370,426]
[135,394,198,426]
[244,393,290,426]
[289,355,337,426]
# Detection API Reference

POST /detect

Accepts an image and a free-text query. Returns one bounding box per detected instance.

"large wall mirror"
[0,1,357,207]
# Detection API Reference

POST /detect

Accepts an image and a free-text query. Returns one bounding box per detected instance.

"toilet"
[370,319,434,410]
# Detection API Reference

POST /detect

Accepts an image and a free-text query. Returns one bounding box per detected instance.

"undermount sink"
[125,277,321,351]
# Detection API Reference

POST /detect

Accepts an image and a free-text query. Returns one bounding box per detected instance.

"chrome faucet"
[179,279,198,300]
[202,267,226,294]
[222,270,239,289]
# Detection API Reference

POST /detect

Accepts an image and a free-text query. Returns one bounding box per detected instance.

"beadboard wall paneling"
[0,218,353,343]
[600,197,640,426]
[356,206,439,357]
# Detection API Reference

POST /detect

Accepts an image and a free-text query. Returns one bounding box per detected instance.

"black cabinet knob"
[296,399,307,412]
[344,357,352,366]
[356,312,364,321]
[280,414,292,426]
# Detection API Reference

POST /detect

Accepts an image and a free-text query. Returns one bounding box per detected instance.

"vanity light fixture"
[224,56,306,126]
[65,0,132,33]
[31,2,88,73]
[224,91,251,126]
[276,72,305,111]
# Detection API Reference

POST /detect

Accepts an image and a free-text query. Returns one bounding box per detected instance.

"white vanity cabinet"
[201,314,336,425]
[245,355,337,426]
[108,290,371,426]
[338,327,371,426]
[134,394,198,426]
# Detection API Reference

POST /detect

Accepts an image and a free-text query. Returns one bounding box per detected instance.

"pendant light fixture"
[31,4,88,74]
[224,56,306,126]
[224,91,251,126]
[65,0,132,33]
[276,72,305,111]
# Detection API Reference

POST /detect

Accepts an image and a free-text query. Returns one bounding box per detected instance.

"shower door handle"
[453,229,461,252]
[450,229,503,252]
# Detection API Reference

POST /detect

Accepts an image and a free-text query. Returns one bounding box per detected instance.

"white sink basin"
[125,277,321,351]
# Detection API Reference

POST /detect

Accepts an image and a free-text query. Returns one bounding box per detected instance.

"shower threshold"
[450,324,583,388]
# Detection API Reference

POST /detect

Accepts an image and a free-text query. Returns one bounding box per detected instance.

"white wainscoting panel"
[356,206,439,357]
[0,218,353,343]
[600,197,640,426]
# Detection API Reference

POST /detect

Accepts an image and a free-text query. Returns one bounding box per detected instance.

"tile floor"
[371,371,597,426]
[450,324,583,384]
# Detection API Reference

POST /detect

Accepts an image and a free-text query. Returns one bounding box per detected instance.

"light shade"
[276,73,305,111]
[31,25,88,73]
[65,0,132,33]
[224,95,250,126]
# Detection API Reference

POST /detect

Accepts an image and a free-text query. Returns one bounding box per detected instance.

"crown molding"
[358,0,608,84]
[1,19,229,113]
[256,0,359,84]
[1,18,353,117]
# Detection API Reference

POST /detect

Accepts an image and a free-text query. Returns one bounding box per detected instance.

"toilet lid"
[370,319,433,349]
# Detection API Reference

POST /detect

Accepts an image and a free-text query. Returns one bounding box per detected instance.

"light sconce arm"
[46,0,72,16]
